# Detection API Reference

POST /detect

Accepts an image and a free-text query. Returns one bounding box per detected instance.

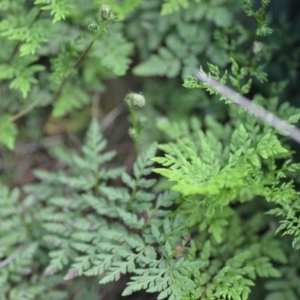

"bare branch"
[194,70,300,144]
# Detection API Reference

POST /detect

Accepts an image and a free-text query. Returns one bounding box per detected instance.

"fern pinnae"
[125,142,157,210]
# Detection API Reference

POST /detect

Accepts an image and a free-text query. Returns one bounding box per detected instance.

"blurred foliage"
[0,0,133,148]
[127,0,239,78]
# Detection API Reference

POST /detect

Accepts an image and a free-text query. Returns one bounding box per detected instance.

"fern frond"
[34,0,74,23]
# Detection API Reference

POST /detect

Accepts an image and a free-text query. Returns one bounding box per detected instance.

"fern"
[21,119,192,298]
[34,0,74,23]
[1,0,300,299]
[0,183,65,300]
[90,23,134,76]
[1,115,300,299]
[129,0,239,78]
[0,2,134,148]
[93,0,143,20]
[161,0,200,15]
[0,115,18,149]
[52,83,90,117]
[0,6,51,56]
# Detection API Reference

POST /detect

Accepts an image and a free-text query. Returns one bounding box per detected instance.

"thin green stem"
[126,178,139,211]
[53,20,109,103]
[0,97,40,130]
[129,106,139,154]
[52,35,98,103]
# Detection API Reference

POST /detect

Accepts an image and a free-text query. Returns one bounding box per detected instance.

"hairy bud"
[124,93,146,108]
[100,4,114,22]
[253,41,263,54]
[88,21,99,33]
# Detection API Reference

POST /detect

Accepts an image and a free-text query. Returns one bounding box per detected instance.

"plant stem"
[52,34,98,103]
[53,20,109,104]
[0,97,40,130]
[0,21,109,136]
[0,33,98,131]
[129,106,140,154]
[8,9,43,61]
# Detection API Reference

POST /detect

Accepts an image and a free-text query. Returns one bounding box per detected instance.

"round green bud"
[124,93,146,108]
[88,21,99,32]
[253,41,263,54]
[128,127,138,140]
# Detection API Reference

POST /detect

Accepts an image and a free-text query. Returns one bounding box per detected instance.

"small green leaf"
[0,116,18,149]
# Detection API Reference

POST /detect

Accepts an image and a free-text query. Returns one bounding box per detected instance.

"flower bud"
[124,93,146,108]
[253,41,263,54]
[101,4,113,21]
[88,21,99,33]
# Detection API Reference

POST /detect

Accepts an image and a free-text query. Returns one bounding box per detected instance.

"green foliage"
[1,0,300,299]
[0,1,134,148]
[0,115,18,149]
[90,23,134,76]
[34,0,74,23]
[0,181,65,299]
[93,0,143,20]
[0,55,45,98]
[161,0,200,15]
[153,120,289,197]
[128,0,239,79]
[52,83,90,117]
[0,6,51,56]
[1,114,300,299]
[1,118,193,299]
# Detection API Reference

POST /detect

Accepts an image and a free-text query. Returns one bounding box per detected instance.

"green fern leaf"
[0,115,18,149]
[52,84,90,117]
